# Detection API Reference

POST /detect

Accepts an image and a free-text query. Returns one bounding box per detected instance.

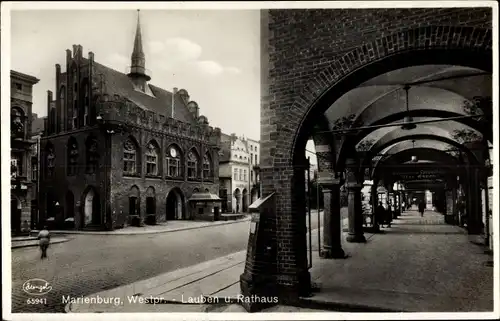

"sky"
[10,9,261,141]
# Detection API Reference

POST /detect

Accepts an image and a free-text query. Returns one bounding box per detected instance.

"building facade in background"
[29,113,46,229]
[38,11,222,231]
[218,133,260,213]
[10,70,40,234]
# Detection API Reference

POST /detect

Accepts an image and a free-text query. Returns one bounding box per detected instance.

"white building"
[219,133,260,213]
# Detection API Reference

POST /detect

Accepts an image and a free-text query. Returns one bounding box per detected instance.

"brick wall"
[39,128,106,229]
[252,7,493,301]
[109,129,220,228]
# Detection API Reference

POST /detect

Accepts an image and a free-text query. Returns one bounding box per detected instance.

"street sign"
[391,169,447,181]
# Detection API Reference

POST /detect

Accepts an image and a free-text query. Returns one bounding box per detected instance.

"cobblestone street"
[11,220,251,313]
[11,212,322,313]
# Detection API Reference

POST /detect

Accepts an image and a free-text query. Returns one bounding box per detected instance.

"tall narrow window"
[145,142,159,176]
[123,139,137,175]
[11,107,25,139]
[243,169,247,182]
[46,145,55,178]
[86,136,99,174]
[11,153,22,178]
[233,168,238,181]
[166,145,182,178]
[239,169,243,181]
[31,157,38,181]
[67,138,79,176]
[203,154,212,179]
[72,68,78,129]
[72,101,78,129]
[187,150,199,179]
[83,83,89,126]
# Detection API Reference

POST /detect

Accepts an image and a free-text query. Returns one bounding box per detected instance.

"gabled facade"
[218,133,260,213]
[39,10,222,230]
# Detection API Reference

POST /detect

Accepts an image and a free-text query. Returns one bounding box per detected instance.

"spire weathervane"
[128,8,150,81]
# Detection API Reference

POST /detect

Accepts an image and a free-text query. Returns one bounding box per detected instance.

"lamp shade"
[401,116,417,130]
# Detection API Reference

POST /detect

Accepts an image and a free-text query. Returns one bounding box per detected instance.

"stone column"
[319,177,345,259]
[371,184,381,231]
[345,158,366,243]
[468,168,482,235]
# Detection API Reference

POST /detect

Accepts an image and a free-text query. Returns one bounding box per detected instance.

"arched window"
[72,67,78,129]
[187,149,199,179]
[203,153,212,179]
[145,141,159,176]
[46,143,55,178]
[83,80,89,126]
[86,136,99,174]
[11,107,25,138]
[123,138,138,175]
[166,144,182,178]
[67,137,79,176]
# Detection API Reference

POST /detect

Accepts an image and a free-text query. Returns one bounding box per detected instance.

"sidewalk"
[66,210,493,313]
[303,210,494,312]
[32,216,251,236]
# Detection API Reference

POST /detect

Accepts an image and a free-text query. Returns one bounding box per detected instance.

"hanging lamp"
[401,84,417,130]
[410,140,418,162]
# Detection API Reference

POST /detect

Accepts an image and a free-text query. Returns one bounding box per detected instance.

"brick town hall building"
[39,11,222,230]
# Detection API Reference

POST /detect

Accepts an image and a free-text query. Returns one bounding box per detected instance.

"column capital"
[318,177,342,188]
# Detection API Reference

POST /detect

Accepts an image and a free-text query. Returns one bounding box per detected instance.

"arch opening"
[83,187,101,227]
[166,188,185,220]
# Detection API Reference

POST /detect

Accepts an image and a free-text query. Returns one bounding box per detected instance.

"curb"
[12,238,71,249]
[32,217,251,236]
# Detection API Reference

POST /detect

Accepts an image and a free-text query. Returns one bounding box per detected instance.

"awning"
[188,193,222,202]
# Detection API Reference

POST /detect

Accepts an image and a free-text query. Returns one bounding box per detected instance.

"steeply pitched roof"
[92,61,196,124]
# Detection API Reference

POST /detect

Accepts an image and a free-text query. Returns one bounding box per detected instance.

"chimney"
[55,64,61,85]
[66,49,72,67]
[88,51,94,62]
[77,45,83,59]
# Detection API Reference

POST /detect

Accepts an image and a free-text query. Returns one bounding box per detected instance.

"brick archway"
[287,27,492,169]
[252,17,492,308]
[363,133,481,173]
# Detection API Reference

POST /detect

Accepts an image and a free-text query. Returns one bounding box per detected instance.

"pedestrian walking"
[37,225,51,259]
[375,202,386,228]
[418,200,425,217]
[385,203,392,228]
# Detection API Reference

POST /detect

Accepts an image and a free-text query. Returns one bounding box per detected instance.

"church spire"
[128,9,151,81]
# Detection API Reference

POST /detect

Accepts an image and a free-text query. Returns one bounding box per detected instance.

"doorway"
[11,198,21,233]
[166,188,184,220]
[84,187,101,226]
